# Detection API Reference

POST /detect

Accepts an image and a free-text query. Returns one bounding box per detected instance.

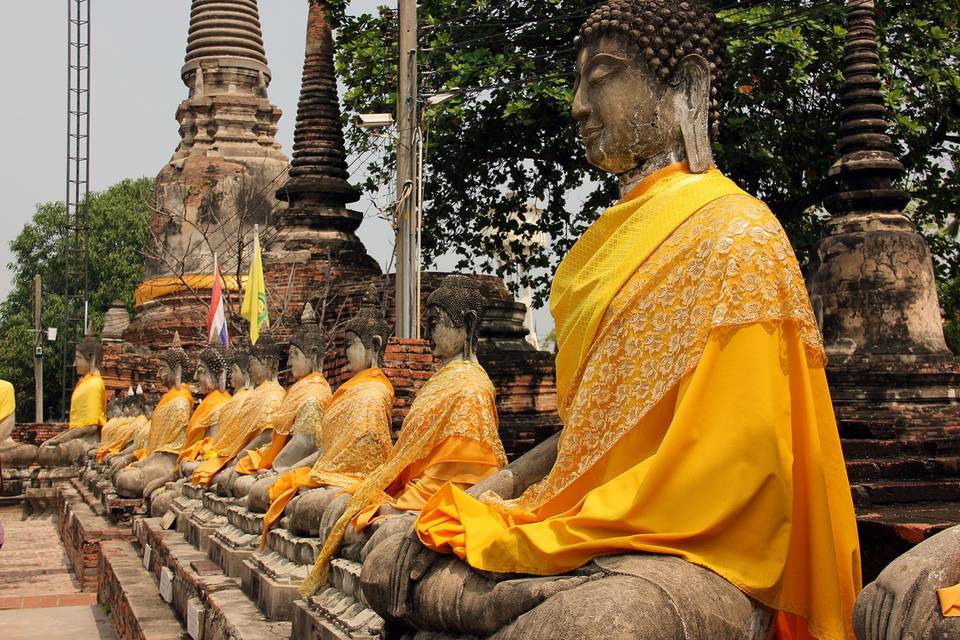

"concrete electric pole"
[395,0,419,339]
[33,274,43,424]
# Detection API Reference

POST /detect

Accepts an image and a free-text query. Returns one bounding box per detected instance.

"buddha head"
[196,343,229,394]
[74,327,102,375]
[229,342,252,391]
[424,275,486,362]
[158,332,190,389]
[249,335,280,385]
[343,294,391,373]
[106,396,123,419]
[573,0,723,176]
[289,302,325,380]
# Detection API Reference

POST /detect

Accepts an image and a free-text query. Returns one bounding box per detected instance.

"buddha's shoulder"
[687,193,791,251]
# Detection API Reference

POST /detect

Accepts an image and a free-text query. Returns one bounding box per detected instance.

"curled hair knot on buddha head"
[159,331,191,375]
[290,302,326,366]
[344,288,392,365]
[425,274,486,351]
[579,0,724,139]
[76,324,103,369]
[198,343,229,388]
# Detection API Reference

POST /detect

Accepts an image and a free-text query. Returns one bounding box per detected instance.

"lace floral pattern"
[142,390,193,456]
[273,374,332,436]
[505,194,824,512]
[309,378,394,489]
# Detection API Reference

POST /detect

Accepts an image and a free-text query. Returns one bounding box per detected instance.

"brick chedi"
[808,0,960,581]
[263,0,381,337]
[125,0,289,351]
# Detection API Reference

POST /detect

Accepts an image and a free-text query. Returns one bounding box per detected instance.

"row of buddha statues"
[3,0,954,636]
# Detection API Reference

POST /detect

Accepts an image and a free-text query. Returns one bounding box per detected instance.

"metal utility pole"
[61,0,92,419]
[34,275,43,424]
[395,0,419,339]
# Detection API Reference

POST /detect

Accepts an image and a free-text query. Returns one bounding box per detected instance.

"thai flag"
[208,257,229,347]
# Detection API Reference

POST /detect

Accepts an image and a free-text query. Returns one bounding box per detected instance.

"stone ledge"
[204,587,292,640]
[57,483,136,592]
[98,540,187,640]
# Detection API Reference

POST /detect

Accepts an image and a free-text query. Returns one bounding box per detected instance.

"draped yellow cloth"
[178,387,251,467]
[261,368,394,546]
[0,380,15,422]
[191,380,285,486]
[157,389,230,457]
[95,416,134,463]
[300,360,506,596]
[235,372,331,475]
[416,167,861,640]
[69,373,106,429]
[96,416,148,464]
[133,386,194,461]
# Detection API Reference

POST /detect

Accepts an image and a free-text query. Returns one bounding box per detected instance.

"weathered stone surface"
[97,540,186,640]
[854,524,960,639]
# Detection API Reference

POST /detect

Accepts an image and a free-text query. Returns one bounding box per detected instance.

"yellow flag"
[241,229,269,344]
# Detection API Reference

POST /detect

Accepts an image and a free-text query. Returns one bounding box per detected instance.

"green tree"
[333,0,959,310]
[0,178,153,422]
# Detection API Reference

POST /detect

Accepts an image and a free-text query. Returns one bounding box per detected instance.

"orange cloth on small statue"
[260,368,394,546]
[69,373,107,430]
[169,389,230,468]
[235,372,330,475]
[938,583,960,616]
[299,360,506,596]
[191,380,284,486]
[353,436,501,531]
[234,431,290,475]
[95,415,147,464]
[132,385,194,461]
[177,387,251,467]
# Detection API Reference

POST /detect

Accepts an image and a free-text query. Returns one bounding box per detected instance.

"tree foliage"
[0,178,153,422]
[332,0,959,314]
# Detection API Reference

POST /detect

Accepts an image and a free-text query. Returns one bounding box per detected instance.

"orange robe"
[191,380,285,486]
[132,386,194,461]
[235,372,331,475]
[300,359,506,596]
[95,416,146,464]
[416,166,861,640]
[69,373,106,430]
[160,389,230,467]
[178,387,250,467]
[261,368,394,545]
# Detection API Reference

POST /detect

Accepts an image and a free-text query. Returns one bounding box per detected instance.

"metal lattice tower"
[61,0,91,418]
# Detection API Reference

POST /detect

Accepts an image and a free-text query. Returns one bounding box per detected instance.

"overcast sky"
[0,1,556,337]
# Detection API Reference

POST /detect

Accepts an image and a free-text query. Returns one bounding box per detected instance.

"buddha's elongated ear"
[371,335,384,367]
[673,54,713,174]
[463,311,478,360]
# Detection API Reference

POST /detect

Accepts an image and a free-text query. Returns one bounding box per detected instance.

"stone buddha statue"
[853,525,960,638]
[96,389,148,465]
[353,2,862,639]
[230,302,332,499]
[190,336,285,492]
[114,335,195,498]
[298,274,506,596]
[249,297,395,542]
[38,329,107,467]
[178,345,253,479]
[148,343,233,516]
[0,379,38,468]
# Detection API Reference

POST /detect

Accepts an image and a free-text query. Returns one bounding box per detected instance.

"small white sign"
[160,567,174,603]
[142,544,152,571]
[187,599,203,640]
[161,511,177,530]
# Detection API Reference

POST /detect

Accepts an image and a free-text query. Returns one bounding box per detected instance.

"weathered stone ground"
[0,503,115,639]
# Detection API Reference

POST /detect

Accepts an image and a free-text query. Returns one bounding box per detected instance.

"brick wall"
[11,422,67,445]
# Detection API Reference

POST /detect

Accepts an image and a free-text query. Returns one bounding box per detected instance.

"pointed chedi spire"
[276,0,362,230]
[809,0,950,364]
[184,0,269,69]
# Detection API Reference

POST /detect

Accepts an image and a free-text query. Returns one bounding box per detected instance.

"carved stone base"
[292,585,385,640]
[209,522,258,585]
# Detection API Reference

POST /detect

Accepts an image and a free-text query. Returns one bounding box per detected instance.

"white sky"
[0,1,555,338]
